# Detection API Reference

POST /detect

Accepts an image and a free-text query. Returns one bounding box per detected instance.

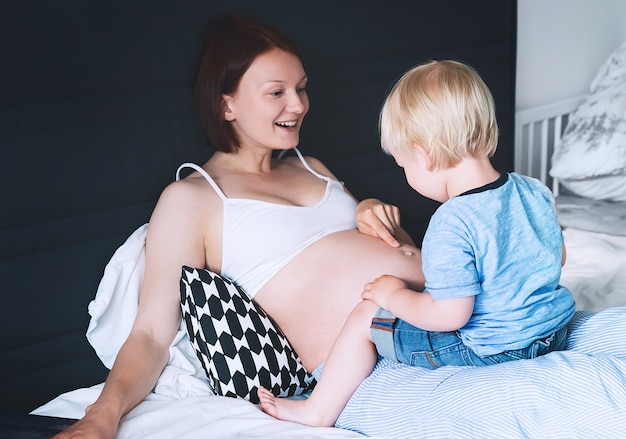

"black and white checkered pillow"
[179,266,315,403]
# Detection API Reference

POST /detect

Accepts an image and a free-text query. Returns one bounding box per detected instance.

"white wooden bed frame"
[514,95,587,195]
[515,94,626,314]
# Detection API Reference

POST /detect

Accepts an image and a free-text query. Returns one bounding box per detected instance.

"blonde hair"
[379,60,498,169]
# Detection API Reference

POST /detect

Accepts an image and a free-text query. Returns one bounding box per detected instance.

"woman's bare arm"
[53,181,209,439]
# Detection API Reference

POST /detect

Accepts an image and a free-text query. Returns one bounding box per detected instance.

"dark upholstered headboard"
[0,0,517,413]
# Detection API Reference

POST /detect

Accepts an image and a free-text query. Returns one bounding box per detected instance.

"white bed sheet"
[32,225,626,438]
[561,227,626,311]
[34,385,363,439]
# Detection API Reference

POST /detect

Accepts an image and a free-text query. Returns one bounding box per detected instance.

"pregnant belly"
[255,229,423,369]
[260,229,423,299]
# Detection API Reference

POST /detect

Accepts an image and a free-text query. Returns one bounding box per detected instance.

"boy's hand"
[361,274,407,309]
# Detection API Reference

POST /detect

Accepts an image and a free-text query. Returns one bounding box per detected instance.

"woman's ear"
[412,143,434,171]
[222,95,235,121]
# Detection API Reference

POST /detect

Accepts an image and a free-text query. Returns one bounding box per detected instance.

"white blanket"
[561,227,626,311]
[33,224,367,438]
[33,225,626,438]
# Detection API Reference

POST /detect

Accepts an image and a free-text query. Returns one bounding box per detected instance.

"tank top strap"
[176,162,227,200]
[292,148,330,182]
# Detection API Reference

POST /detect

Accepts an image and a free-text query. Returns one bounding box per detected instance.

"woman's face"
[223,49,309,152]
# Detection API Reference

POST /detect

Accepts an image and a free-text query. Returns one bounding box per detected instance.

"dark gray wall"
[0,0,516,413]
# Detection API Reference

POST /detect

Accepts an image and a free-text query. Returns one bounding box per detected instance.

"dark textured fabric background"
[0,0,517,419]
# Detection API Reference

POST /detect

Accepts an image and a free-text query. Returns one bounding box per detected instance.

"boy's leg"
[388,323,570,368]
[259,299,379,427]
[386,318,469,369]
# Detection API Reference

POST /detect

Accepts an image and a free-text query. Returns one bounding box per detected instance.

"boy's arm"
[362,275,474,332]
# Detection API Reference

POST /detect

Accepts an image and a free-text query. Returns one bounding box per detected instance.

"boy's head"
[379,60,498,169]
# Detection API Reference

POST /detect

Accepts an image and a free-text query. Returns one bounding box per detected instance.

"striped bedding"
[338,309,626,438]
[34,309,626,438]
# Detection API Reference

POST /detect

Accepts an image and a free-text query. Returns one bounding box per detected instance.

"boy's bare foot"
[257,386,280,419]
[257,386,331,427]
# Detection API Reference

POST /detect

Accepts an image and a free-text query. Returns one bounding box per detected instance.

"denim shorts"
[370,308,568,369]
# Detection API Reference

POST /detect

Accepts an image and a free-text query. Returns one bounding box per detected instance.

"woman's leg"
[258,299,379,427]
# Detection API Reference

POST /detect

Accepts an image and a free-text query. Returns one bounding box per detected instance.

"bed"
[515,39,626,312]
[30,36,626,439]
[28,225,626,438]
[3,1,626,438]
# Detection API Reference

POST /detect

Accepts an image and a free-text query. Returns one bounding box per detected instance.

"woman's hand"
[356,198,402,247]
[52,404,118,439]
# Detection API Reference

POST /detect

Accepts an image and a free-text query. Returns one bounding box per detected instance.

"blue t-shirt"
[421,172,575,356]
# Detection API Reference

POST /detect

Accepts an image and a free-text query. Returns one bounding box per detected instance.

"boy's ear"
[222,95,235,121]
[412,143,434,171]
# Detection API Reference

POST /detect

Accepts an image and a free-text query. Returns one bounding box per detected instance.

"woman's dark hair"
[195,16,302,153]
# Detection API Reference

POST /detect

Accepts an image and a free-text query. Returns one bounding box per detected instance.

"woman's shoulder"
[156,167,221,216]
[281,151,337,179]
[147,168,221,261]
[164,170,211,196]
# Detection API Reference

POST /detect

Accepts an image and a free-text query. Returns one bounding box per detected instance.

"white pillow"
[559,174,626,202]
[550,40,626,199]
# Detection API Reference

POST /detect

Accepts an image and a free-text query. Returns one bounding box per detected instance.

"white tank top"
[176,149,357,298]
